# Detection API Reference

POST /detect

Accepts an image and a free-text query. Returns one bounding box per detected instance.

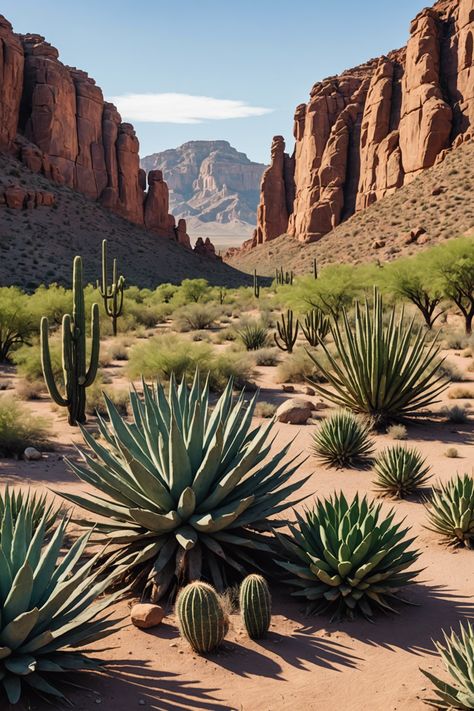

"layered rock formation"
[253,0,474,245]
[141,141,266,232]
[0,14,198,249]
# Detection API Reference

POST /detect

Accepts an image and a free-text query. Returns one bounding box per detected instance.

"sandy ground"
[0,340,473,711]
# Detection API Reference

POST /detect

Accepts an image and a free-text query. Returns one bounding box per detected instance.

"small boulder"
[276,398,314,424]
[282,384,295,393]
[304,386,315,396]
[372,240,385,250]
[131,603,165,629]
[417,234,430,245]
[24,447,42,461]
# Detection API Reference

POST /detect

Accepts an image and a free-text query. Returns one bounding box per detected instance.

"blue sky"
[2,0,428,164]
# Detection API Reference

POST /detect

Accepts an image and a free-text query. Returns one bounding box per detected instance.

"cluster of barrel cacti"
[176,575,272,653]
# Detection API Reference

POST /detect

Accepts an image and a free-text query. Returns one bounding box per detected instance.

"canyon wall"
[253,0,474,245]
[0,15,197,250]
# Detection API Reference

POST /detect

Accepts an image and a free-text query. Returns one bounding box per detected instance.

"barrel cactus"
[373,445,431,498]
[0,498,124,705]
[239,574,271,639]
[307,288,447,425]
[421,621,474,709]
[276,492,420,620]
[425,473,474,548]
[176,582,227,653]
[60,370,307,600]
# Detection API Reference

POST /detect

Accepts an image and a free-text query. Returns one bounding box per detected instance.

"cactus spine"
[274,309,299,353]
[253,269,260,298]
[176,582,227,653]
[41,256,100,426]
[240,574,271,639]
[97,239,124,336]
[301,308,330,347]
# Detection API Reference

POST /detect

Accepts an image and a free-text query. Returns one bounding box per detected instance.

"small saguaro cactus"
[301,308,330,347]
[253,268,260,298]
[274,309,299,353]
[97,239,125,336]
[176,582,228,653]
[240,574,272,639]
[313,257,318,279]
[41,255,100,426]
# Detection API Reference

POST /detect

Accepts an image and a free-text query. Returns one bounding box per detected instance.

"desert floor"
[0,335,473,711]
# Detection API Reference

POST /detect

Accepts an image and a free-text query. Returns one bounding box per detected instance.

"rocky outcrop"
[253,0,474,246]
[141,140,266,229]
[193,236,221,260]
[0,184,55,208]
[0,15,214,255]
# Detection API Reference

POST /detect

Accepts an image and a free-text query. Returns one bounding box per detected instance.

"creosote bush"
[0,395,51,457]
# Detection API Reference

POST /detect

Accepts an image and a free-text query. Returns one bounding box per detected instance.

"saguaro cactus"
[313,257,318,279]
[301,308,330,347]
[239,574,272,639]
[253,269,260,298]
[176,582,227,653]
[274,309,299,353]
[97,239,125,336]
[41,256,100,426]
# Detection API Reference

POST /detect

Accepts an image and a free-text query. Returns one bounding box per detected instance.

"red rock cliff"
[0,16,194,246]
[254,0,474,245]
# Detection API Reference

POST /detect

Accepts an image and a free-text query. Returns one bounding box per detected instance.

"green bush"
[276,347,325,384]
[0,287,36,362]
[253,347,280,366]
[174,303,218,331]
[0,396,51,456]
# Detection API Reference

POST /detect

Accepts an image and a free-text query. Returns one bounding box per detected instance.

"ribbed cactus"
[239,574,272,639]
[176,582,227,653]
[301,308,330,347]
[97,239,124,336]
[253,269,260,298]
[313,257,318,279]
[41,256,100,426]
[274,309,299,353]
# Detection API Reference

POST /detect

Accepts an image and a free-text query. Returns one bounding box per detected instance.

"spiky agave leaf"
[59,370,308,600]
[0,495,126,706]
[307,288,447,426]
[276,492,420,620]
[373,445,431,498]
[311,410,374,468]
[425,473,474,548]
[0,486,61,534]
[421,621,474,709]
[237,323,269,351]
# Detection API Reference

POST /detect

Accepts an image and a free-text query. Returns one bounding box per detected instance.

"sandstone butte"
[251,0,474,249]
[0,15,218,260]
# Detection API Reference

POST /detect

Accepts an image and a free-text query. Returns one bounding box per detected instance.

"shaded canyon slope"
[141,141,266,245]
[245,0,474,252]
[0,14,239,285]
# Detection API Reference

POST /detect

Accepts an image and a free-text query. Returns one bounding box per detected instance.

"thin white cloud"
[108,92,273,124]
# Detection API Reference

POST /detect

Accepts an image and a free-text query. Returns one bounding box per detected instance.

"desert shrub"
[442,405,470,423]
[443,330,469,350]
[123,299,170,329]
[107,338,131,361]
[421,622,474,710]
[276,347,324,383]
[312,410,374,468]
[211,351,255,391]
[445,447,459,458]
[237,321,269,350]
[437,359,465,382]
[173,278,211,304]
[373,445,431,498]
[213,327,237,343]
[0,395,51,456]
[85,380,129,416]
[308,289,447,425]
[253,347,280,366]
[255,401,277,418]
[276,492,420,619]
[386,423,408,440]
[174,303,218,331]
[13,338,63,385]
[0,286,36,362]
[425,473,474,547]
[154,283,179,303]
[16,379,44,400]
[448,386,473,399]
[191,330,212,342]
[29,283,71,326]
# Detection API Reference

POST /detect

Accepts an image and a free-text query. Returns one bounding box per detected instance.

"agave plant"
[60,371,307,600]
[425,473,474,548]
[0,498,125,705]
[0,486,60,534]
[237,322,269,351]
[373,445,431,498]
[311,410,374,468]
[307,288,447,426]
[421,621,474,709]
[276,492,420,619]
